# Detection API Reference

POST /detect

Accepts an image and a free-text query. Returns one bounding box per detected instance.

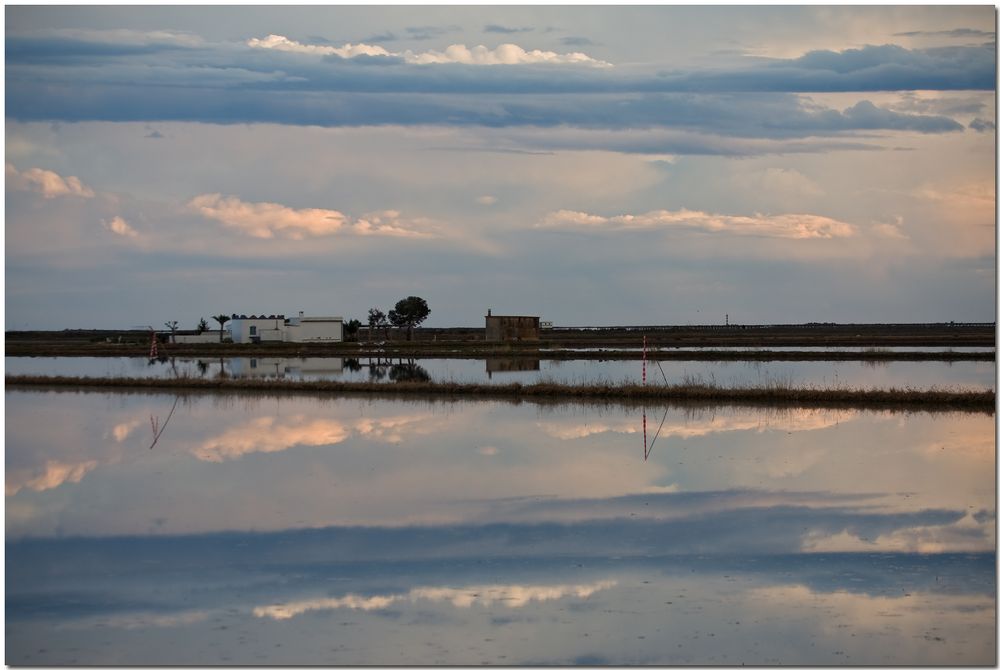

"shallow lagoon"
[6,354,996,390]
[5,389,995,665]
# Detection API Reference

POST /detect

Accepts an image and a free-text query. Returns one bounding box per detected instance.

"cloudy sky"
[5,5,996,329]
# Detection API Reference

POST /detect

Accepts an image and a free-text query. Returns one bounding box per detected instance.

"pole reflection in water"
[5,389,995,665]
[147,395,180,449]
[643,406,670,461]
[643,357,671,460]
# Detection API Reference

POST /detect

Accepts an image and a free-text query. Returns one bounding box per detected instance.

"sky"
[5,5,997,329]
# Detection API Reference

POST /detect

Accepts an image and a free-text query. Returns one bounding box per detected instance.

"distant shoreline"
[5,322,996,360]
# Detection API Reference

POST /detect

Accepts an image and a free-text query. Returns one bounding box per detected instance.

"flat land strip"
[5,323,995,360]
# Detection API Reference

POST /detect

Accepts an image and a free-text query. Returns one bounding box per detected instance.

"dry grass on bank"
[5,374,994,412]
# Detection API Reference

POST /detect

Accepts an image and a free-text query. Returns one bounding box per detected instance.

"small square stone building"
[484,310,541,342]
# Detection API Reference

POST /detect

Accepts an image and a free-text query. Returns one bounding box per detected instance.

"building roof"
[230,313,344,322]
[485,314,540,320]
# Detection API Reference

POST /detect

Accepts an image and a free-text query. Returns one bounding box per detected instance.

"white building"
[229,314,288,343]
[228,312,344,344]
[288,314,344,342]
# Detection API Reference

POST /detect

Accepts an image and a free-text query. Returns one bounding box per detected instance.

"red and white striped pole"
[642,335,648,458]
[149,330,158,359]
[642,335,647,385]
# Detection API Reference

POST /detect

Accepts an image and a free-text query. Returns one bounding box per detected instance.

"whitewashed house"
[228,312,344,344]
[229,314,288,343]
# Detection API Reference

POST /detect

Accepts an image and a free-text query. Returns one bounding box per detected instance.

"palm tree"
[212,314,231,343]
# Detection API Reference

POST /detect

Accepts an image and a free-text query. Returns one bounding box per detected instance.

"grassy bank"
[6,374,994,412]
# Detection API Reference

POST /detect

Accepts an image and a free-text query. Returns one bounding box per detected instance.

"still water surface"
[6,389,995,664]
[6,355,995,390]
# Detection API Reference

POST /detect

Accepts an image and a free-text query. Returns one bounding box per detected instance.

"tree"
[389,296,431,341]
[212,314,231,343]
[196,318,209,334]
[367,308,387,343]
[164,320,179,344]
[389,362,431,383]
[344,318,362,342]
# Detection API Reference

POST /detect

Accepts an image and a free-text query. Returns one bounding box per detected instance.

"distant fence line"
[367,322,996,333]
[541,322,997,332]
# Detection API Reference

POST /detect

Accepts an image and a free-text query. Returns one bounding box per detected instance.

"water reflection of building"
[228,357,344,378]
[485,358,541,379]
[284,358,345,377]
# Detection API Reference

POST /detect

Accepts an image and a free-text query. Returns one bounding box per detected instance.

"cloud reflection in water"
[253,580,618,620]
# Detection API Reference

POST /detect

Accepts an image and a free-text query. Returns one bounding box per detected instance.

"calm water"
[6,389,995,665]
[5,355,996,390]
[565,346,996,353]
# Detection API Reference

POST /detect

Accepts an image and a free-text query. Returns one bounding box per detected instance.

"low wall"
[173,333,224,344]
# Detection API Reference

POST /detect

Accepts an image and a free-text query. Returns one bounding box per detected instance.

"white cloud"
[39,28,204,47]
[111,419,142,441]
[192,416,350,462]
[246,34,392,59]
[352,413,452,445]
[405,43,610,67]
[103,216,139,238]
[7,162,95,199]
[352,210,431,238]
[476,195,498,206]
[411,580,617,608]
[193,413,441,461]
[253,579,617,620]
[539,207,857,239]
[254,594,403,620]
[542,209,609,227]
[541,421,638,440]
[6,459,99,496]
[540,409,856,441]
[187,194,431,240]
[247,34,611,67]
[802,511,994,553]
[872,216,909,240]
[914,181,995,209]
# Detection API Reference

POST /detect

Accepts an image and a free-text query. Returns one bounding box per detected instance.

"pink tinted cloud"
[102,216,139,238]
[540,208,857,239]
[7,163,95,199]
[187,194,430,240]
